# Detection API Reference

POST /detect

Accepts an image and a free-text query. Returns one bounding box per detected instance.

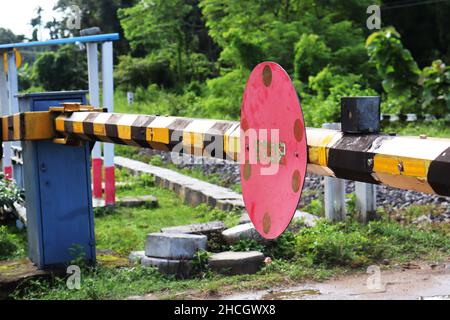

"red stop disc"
[240,62,307,239]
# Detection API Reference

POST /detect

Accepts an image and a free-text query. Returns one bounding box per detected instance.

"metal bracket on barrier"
[50,103,104,146]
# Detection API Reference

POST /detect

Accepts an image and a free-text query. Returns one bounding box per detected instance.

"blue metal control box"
[19,91,96,268]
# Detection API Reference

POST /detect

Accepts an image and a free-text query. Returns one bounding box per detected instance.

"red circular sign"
[240,62,307,239]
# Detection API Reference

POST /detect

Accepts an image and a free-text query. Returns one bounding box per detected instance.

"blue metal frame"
[0,33,119,50]
[19,91,96,268]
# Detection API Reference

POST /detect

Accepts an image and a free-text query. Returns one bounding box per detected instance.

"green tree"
[119,0,217,87]
[54,0,137,56]
[32,45,87,91]
[420,59,450,118]
[0,28,25,44]
[366,27,422,115]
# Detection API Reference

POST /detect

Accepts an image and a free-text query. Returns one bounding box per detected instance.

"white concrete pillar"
[0,59,12,178]
[86,42,103,199]
[102,41,115,205]
[355,182,377,223]
[322,123,347,222]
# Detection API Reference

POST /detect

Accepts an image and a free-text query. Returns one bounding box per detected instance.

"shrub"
[420,60,450,118]
[366,27,421,115]
[32,45,87,91]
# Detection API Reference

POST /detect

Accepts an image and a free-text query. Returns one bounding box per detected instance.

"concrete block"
[221,223,265,245]
[161,221,225,237]
[208,251,265,275]
[239,213,251,225]
[292,211,320,228]
[145,233,207,259]
[141,256,193,278]
[128,251,146,264]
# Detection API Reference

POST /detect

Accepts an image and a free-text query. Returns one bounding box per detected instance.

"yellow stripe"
[182,132,204,148]
[318,135,334,167]
[117,124,131,140]
[13,114,20,140]
[147,127,170,144]
[93,123,106,136]
[55,115,65,132]
[72,121,84,134]
[373,155,429,178]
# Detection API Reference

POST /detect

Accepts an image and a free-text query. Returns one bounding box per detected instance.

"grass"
[10,214,449,300]
[0,224,27,260]
[2,154,449,300]
[95,168,240,255]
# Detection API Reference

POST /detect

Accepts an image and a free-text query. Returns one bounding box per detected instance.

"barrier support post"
[0,58,12,178]
[86,42,102,199]
[322,123,347,222]
[102,41,115,205]
[355,182,377,223]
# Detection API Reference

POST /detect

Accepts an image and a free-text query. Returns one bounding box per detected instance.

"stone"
[141,256,193,278]
[412,215,432,225]
[117,195,158,208]
[292,211,320,228]
[161,221,225,237]
[114,156,244,211]
[128,251,146,264]
[221,223,266,245]
[239,213,251,224]
[145,233,207,259]
[208,251,265,275]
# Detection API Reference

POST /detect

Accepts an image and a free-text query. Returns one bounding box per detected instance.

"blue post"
[19,91,96,268]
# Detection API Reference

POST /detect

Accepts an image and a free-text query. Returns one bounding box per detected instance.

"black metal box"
[341,96,381,134]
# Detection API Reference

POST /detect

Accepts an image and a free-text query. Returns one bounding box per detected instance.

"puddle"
[262,289,321,300]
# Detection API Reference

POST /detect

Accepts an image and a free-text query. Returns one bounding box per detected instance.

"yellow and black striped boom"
[1,107,449,198]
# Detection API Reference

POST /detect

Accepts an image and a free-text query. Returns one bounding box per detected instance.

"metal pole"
[86,43,103,199]
[102,41,115,205]
[0,59,12,178]
[6,51,20,180]
[322,123,347,222]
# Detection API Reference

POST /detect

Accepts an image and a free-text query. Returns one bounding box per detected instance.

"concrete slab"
[161,221,225,237]
[221,223,266,244]
[115,156,244,210]
[141,256,193,278]
[128,251,146,264]
[208,251,265,275]
[145,233,207,259]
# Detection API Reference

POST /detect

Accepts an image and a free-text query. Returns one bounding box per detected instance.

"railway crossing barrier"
[0,56,449,268]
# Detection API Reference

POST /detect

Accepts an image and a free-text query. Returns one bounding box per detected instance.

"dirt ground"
[222,261,450,300]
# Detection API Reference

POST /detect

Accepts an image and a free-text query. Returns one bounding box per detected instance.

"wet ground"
[222,262,450,300]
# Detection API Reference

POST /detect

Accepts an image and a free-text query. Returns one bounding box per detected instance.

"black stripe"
[205,122,232,159]
[20,113,25,140]
[131,115,155,147]
[428,146,450,197]
[82,113,101,141]
[64,118,74,134]
[327,134,389,184]
[83,113,100,135]
[104,114,125,145]
[168,118,192,148]
[8,116,13,140]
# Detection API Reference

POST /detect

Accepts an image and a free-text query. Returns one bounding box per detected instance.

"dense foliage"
[4,0,450,125]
